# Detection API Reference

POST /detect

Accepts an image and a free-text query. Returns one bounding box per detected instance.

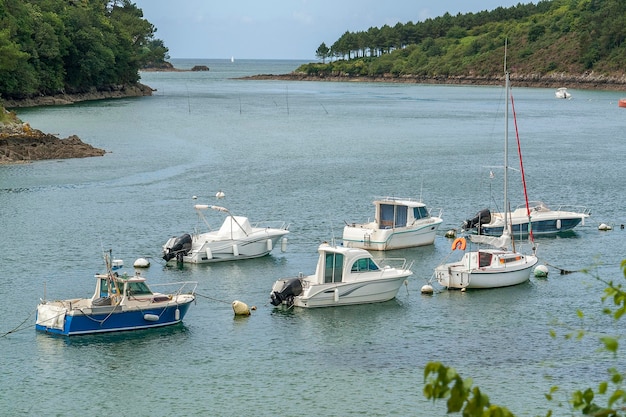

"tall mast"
[503,39,509,234]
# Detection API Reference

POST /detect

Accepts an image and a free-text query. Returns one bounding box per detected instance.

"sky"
[133,0,530,60]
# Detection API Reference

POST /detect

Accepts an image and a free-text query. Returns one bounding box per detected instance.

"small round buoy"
[598,223,613,231]
[421,284,434,294]
[133,258,150,268]
[232,300,251,316]
[444,229,456,238]
[192,195,197,199]
[534,264,549,278]
[216,190,225,199]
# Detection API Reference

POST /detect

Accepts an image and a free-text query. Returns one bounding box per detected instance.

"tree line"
[0,0,167,100]
[311,0,626,77]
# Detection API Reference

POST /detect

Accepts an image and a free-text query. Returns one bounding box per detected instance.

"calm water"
[1,59,625,416]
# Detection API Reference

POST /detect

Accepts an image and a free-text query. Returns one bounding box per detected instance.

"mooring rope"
[0,308,37,337]
[194,292,232,305]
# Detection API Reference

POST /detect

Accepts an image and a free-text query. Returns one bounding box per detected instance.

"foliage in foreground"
[423,260,626,416]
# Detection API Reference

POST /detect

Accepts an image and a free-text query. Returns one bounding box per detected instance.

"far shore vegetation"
[306,0,626,80]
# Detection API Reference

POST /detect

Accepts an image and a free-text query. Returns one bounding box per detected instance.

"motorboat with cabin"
[463,201,590,237]
[35,253,197,336]
[163,204,289,264]
[342,197,443,250]
[269,242,413,308]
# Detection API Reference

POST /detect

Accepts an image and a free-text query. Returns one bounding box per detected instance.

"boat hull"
[343,221,442,251]
[35,298,194,336]
[170,232,288,264]
[279,276,408,308]
[479,217,583,236]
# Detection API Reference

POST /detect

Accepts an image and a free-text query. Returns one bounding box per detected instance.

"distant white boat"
[231,56,234,63]
[555,87,572,99]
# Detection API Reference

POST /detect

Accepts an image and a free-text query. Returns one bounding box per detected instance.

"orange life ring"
[451,237,467,251]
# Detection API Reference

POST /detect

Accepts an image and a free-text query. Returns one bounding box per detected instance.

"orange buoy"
[618,99,626,108]
[451,237,467,251]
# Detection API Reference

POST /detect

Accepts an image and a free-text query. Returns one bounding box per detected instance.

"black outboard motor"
[270,278,303,306]
[163,233,192,262]
[463,208,491,232]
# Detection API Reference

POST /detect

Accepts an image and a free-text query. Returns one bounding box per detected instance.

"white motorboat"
[342,197,443,250]
[463,201,590,237]
[435,43,538,290]
[269,242,413,308]
[555,87,572,99]
[162,204,289,264]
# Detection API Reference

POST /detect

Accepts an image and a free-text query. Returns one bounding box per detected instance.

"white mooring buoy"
[421,284,434,294]
[133,258,150,268]
[534,264,549,278]
[598,223,613,231]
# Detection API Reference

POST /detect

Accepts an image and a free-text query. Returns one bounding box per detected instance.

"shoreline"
[2,82,153,109]
[239,72,626,91]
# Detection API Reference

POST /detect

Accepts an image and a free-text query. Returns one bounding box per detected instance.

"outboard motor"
[463,208,491,232]
[163,233,192,262]
[270,278,303,307]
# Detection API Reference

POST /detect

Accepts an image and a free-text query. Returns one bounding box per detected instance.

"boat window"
[324,253,344,283]
[126,281,153,296]
[379,204,394,228]
[395,205,407,227]
[99,278,121,297]
[414,206,429,220]
[351,257,380,272]
[479,252,492,268]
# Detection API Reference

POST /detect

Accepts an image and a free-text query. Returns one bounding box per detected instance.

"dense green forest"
[0,0,166,100]
[306,0,626,78]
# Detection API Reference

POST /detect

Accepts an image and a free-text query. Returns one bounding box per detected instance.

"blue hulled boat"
[35,256,197,336]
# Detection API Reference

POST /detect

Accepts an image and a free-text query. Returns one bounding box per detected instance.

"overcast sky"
[133,0,531,60]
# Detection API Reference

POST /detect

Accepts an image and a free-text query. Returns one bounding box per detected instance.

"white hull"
[174,232,287,264]
[273,275,407,308]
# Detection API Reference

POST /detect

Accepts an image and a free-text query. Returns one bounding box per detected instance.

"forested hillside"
[0,0,166,101]
[305,0,626,80]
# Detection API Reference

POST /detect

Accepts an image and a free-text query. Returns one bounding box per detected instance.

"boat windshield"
[351,257,380,272]
[413,206,429,220]
[126,281,153,296]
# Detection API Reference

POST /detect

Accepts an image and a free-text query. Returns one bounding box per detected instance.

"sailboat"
[435,42,538,290]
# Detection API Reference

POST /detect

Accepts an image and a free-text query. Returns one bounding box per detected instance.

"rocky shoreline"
[0,122,106,165]
[240,71,626,91]
[0,82,152,164]
[2,82,153,109]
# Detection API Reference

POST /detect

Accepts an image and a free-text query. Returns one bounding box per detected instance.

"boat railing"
[376,257,413,271]
[518,202,591,216]
[250,220,290,230]
[149,281,198,296]
[429,208,443,219]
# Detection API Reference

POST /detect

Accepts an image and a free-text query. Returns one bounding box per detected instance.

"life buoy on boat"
[451,237,467,251]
